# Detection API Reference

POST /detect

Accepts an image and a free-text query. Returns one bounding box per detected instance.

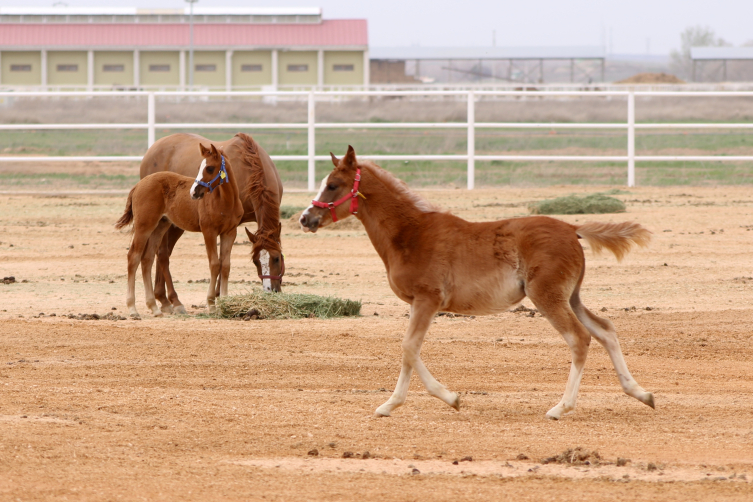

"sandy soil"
[1,185,752,501]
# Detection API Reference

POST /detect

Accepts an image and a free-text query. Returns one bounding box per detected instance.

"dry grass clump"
[215,289,361,320]
[541,447,603,466]
[528,193,626,215]
[616,72,685,84]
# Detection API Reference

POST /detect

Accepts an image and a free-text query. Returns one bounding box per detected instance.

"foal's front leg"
[218,228,237,298]
[202,231,221,313]
[375,300,460,417]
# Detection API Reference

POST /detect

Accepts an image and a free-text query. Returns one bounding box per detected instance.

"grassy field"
[1,95,751,189]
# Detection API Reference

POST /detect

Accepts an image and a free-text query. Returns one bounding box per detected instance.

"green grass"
[2,127,753,188]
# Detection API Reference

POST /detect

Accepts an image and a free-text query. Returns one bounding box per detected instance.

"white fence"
[1,89,752,190]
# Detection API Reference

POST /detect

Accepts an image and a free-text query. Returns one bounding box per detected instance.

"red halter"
[258,252,285,282]
[311,168,362,223]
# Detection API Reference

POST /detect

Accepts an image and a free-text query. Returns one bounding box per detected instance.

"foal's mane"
[360,160,441,213]
[233,133,281,250]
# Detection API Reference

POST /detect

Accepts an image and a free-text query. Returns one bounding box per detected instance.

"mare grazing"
[115,144,244,318]
[141,132,284,315]
[299,146,655,420]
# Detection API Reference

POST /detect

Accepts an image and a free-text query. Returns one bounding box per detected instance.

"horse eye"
[207,167,215,173]
[327,183,337,191]
[273,257,280,263]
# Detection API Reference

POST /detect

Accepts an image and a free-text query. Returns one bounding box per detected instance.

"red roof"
[0,19,367,48]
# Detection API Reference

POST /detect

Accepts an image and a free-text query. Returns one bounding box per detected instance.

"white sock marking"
[260,249,272,291]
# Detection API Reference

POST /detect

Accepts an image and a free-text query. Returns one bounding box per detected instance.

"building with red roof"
[0,7,369,89]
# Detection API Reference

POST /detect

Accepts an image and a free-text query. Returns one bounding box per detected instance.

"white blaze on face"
[190,158,207,198]
[299,176,329,232]
[260,249,272,291]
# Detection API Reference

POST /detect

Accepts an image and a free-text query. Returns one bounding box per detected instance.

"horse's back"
[140,133,209,179]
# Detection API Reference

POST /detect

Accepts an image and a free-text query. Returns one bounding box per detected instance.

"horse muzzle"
[299,210,320,233]
[190,184,207,200]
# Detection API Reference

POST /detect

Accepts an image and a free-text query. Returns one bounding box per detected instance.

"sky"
[6,0,753,55]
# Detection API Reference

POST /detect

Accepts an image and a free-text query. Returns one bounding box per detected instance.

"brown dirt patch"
[1,186,752,501]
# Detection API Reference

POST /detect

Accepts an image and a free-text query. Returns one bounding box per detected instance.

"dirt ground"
[1,185,752,501]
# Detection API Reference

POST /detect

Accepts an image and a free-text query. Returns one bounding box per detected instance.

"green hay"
[528,193,626,215]
[215,289,361,320]
[280,205,306,219]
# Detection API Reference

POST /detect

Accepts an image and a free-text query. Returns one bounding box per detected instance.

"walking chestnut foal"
[299,146,655,420]
[115,143,244,318]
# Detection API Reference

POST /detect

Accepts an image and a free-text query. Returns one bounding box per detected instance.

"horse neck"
[357,167,427,264]
[215,160,240,204]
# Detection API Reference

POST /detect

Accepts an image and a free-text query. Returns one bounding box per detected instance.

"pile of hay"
[215,289,361,319]
[616,72,685,84]
[528,193,626,215]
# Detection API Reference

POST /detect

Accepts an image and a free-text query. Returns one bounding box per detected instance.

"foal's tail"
[114,186,136,230]
[575,221,651,261]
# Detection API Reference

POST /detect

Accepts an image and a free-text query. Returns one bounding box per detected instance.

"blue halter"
[194,155,228,194]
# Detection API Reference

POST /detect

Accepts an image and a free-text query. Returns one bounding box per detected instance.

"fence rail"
[1,89,752,190]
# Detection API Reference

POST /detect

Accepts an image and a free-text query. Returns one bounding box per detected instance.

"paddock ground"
[1,185,752,501]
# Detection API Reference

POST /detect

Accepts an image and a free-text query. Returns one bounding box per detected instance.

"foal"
[115,144,244,318]
[300,146,655,420]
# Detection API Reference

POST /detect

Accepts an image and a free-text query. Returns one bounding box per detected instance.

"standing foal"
[115,144,244,318]
[300,146,655,420]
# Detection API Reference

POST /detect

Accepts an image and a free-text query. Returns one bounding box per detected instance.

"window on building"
[287,64,308,72]
[149,65,170,72]
[333,64,355,72]
[57,64,78,72]
[241,64,263,72]
[195,64,217,72]
[103,64,125,72]
[10,64,31,72]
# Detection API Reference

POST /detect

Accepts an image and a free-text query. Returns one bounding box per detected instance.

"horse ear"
[342,145,357,170]
[199,143,210,157]
[244,227,257,244]
[330,152,339,167]
[277,221,282,237]
[210,144,220,157]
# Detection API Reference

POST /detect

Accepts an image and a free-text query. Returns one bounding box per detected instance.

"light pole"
[186,0,198,89]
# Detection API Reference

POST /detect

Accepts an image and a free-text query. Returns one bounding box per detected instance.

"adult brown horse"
[299,146,655,420]
[141,132,284,315]
[116,143,244,318]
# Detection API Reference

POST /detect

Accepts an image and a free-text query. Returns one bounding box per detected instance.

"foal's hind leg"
[218,228,237,297]
[527,285,592,419]
[155,225,187,315]
[375,300,460,417]
[572,301,655,410]
[140,219,172,316]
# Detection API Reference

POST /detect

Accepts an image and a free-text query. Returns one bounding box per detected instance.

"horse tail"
[575,221,651,262]
[114,186,137,230]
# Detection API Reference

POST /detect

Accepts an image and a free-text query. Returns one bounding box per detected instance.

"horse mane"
[233,133,281,249]
[360,160,441,213]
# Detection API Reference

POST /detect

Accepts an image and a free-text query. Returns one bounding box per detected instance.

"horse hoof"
[546,413,560,421]
[546,406,564,420]
[374,405,391,417]
[642,392,656,409]
[153,312,163,317]
[160,305,174,314]
[174,305,187,315]
[129,313,141,320]
[450,393,460,411]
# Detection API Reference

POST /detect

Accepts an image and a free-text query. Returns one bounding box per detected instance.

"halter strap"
[310,167,362,223]
[258,251,285,282]
[194,155,228,194]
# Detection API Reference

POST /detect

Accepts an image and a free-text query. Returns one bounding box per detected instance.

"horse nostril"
[299,214,308,226]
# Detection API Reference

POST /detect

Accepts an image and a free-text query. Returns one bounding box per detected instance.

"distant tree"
[670,26,730,79]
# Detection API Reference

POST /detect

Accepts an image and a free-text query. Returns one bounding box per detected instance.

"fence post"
[307,91,316,192]
[467,90,475,190]
[627,91,635,187]
[147,92,156,148]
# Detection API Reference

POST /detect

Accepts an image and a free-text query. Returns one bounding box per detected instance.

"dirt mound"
[541,447,602,466]
[616,73,685,84]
